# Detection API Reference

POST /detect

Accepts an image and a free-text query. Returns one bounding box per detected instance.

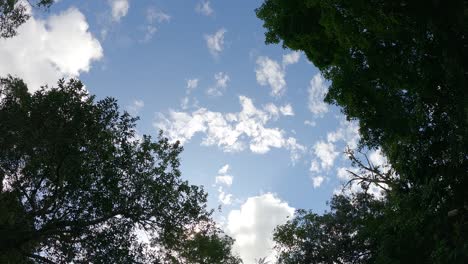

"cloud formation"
[309,119,361,187]
[109,0,129,22]
[226,193,294,264]
[156,96,305,162]
[214,164,234,205]
[207,72,230,96]
[195,1,214,16]
[0,7,103,90]
[141,7,170,42]
[205,28,226,57]
[314,141,339,170]
[312,175,325,188]
[308,73,329,116]
[255,52,300,97]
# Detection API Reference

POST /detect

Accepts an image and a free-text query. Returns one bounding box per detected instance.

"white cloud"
[308,118,360,175]
[127,99,144,116]
[141,8,170,42]
[218,164,230,174]
[219,189,233,205]
[282,51,300,66]
[326,119,360,150]
[156,96,305,162]
[215,164,233,205]
[279,104,294,116]
[226,193,294,264]
[312,175,325,188]
[207,72,230,96]
[216,175,233,187]
[309,160,320,173]
[109,0,129,22]
[0,7,103,90]
[255,56,286,97]
[313,141,339,169]
[308,73,329,116]
[255,52,300,97]
[195,1,213,16]
[369,148,390,171]
[285,137,307,164]
[304,120,317,127]
[205,28,226,57]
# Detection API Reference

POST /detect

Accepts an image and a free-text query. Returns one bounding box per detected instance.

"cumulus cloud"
[156,96,306,162]
[309,119,360,176]
[314,141,339,169]
[127,99,144,116]
[109,0,129,22]
[282,51,300,66]
[0,7,103,90]
[195,1,213,16]
[255,56,286,97]
[141,7,170,42]
[207,72,230,96]
[326,119,361,150]
[255,52,300,97]
[218,189,233,205]
[205,28,226,57]
[309,160,320,173]
[312,175,325,188]
[308,73,329,116]
[226,193,294,264]
[279,104,294,116]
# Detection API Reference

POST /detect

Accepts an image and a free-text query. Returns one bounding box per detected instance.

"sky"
[0,1,388,263]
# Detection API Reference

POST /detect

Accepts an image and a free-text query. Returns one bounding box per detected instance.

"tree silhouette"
[257,0,467,262]
[0,77,241,263]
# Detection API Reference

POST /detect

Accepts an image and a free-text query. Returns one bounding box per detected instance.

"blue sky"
[0,1,388,262]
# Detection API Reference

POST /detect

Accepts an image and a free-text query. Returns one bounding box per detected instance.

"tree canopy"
[257,0,467,263]
[274,193,383,264]
[0,77,241,263]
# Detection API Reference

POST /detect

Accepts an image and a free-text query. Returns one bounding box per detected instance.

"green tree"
[0,77,241,263]
[0,0,53,38]
[274,193,384,264]
[257,0,467,262]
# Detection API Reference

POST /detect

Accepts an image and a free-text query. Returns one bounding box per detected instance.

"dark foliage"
[0,77,241,263]
[257,0,468,263]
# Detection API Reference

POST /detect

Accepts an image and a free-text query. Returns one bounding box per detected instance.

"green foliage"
[0,77,241,263]
[274,193,384,264]
[0,0,53,38]
[257,0,467,263]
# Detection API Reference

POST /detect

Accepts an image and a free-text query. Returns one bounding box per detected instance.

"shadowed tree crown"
[0,76,242,263]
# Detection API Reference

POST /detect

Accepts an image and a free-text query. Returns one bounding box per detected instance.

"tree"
[274,193,384,264]
[0,76,241,263]
[0,0,53,38]
[257,0,467,262]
